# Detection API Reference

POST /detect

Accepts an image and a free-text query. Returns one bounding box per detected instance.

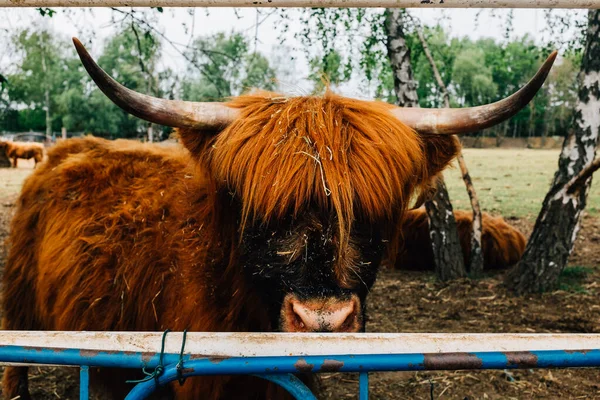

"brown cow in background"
[396,208,526,271]
[0,141,44,168]
[1,38,555,400]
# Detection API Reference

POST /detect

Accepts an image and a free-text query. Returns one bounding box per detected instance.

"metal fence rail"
[1,332,600,400]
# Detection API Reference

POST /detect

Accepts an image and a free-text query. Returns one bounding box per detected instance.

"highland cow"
[396,208,527,271]
[0,140,44,168]
[1,39,555,400]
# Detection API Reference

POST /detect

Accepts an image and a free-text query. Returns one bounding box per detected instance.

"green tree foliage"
[545,53,579,137]
[53,56,125,137]
[36,8,56,18]
[308,50,351,92]
[283,9,579,139]
[452,48,498,106]
[7,30,64,135]
[1,26,278,140]
[3,27,163,138]
[408,25,456,107]
[90,27,163,138]
[0,14,581,141]
[288,9,389,98]
[181,32,276,101]
[409,32,567,139]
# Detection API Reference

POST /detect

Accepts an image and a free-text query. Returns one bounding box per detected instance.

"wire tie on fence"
[176,329,188,386]
[127,329,170,385]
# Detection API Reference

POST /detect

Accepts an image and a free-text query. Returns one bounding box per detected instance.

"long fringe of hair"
[206,91,439,263]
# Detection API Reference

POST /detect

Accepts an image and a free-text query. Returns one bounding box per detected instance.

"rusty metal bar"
[1,347,588,373]
[0,0,599,7]
[123,350,600,399]
[1,338,600,399]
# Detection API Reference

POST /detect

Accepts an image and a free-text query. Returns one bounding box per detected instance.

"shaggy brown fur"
[396,207,527,271]
[2,92,460,399]
[200,93,459,285]
[0,141,44,168]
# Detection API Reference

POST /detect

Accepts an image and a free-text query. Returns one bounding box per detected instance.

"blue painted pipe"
[3,346,600,400]
[254,374,317,400]
[80,366,89,400]
[123,350,600,399]
[1,346,600,372]
[0,346,184,369]
[359,372,369,400]
[125,367,319,400]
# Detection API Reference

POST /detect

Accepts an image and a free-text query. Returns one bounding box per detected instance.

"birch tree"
[411,23,485,276]
[506,9,600,294]
[385,9,466,281]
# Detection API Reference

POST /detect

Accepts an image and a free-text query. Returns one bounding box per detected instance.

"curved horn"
[73,37,239,129]
[392,51,558,135]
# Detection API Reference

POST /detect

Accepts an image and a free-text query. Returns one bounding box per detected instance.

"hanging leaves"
[36,8,56,18]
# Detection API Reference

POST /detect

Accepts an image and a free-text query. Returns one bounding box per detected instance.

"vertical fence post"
[80,365,89,400]
[147,124,154,143]
[359,372,369,400]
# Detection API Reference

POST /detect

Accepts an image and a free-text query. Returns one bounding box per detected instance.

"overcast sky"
[0,7,586,97]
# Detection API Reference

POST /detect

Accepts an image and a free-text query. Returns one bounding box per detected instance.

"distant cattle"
[396,208,527,271]
[0,143,11,168]
[1,38,555,400]
[0,141,44,168]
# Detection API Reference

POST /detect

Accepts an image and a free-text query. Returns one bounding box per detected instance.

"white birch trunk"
[385,9,466,281]
[507,10,600,294]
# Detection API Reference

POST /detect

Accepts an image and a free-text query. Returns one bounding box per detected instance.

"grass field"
[443,148,600,219]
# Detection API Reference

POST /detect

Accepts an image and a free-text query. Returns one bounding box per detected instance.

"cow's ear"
[419,134,461,182]
[176,128,221,159]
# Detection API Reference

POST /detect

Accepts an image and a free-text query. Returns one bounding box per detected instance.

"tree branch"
[413,20,484,276]
[415,27,450,108]
[129,21,147,73]
[565,157,600,194]
[109,7,224,96]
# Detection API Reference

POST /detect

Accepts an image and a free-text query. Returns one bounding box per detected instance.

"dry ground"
[0,151,599,399]
[320,215,600,400]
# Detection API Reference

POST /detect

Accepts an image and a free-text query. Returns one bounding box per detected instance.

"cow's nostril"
[291,301,315,331]
[341,309,356,331]
[294,313,305,330]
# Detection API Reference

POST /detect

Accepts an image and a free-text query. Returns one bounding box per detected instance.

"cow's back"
[7,141,44,162]
[3,136,204,332]
[395,208,526,271]
[3,136,290,399]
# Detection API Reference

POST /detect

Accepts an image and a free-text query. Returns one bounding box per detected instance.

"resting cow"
[1,38,555,400]
[396,208,526,271]
[0,141,44,168]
